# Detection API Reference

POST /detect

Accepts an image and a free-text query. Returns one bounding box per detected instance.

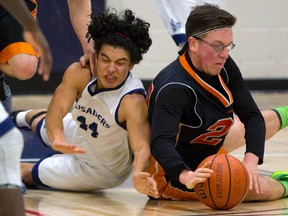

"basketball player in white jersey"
[156,0,222,49]
[15,8,159,198]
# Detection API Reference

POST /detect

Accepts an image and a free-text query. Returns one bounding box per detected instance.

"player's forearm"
[67,0,93,53]
[45,110,66,143]
[133,147,151,173]
[45,91,72,143]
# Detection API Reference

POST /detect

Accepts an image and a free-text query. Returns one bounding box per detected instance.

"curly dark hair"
[87,8,152,64]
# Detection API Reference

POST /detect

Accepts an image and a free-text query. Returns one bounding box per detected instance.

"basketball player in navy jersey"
[14,9,159,198]
[147,4,288,201]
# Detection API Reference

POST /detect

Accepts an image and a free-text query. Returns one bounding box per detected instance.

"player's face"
[190,28,234,76]
[96,44,134,89]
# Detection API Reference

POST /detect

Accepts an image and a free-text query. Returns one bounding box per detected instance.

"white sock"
[15,110,31,128]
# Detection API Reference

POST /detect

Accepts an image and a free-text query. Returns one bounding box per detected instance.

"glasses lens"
[216,43,235,52]
[214,46,225,52]
[229,43,235,51]
[194,36,235,52]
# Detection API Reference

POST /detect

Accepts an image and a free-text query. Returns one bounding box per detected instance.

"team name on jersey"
[75,104,110,128]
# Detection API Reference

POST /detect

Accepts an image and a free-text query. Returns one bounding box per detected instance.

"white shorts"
[156,0,221,46]
[33,113,130,191]
[38,113,77,147]
[0,103,23,187]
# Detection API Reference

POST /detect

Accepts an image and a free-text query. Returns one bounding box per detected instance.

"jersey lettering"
[77,115,99,138]
[74,104,110,128]
[190,118,233,146]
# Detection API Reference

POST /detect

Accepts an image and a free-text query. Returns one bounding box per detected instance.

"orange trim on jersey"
[31,0,38,18]
[217,146,228,154]
[0,42,38,63]
[148,156,199,200]
[148,148,228,200]
[179,53,233,108]
[146,83,154,106]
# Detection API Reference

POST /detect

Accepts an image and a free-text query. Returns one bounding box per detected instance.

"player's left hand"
[242,152,263,194]
[79,50,95,75]
[133,172,159,198]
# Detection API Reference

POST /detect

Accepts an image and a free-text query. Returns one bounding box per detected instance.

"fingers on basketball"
[194,154,249,210]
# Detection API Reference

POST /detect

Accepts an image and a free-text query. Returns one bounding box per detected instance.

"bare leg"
[244,175,284,201]
[21,163,37,187]
[17,110,46,187]
[24,108,47,132]
[223,110,285,201]
[262,110,281,140]
[223,116,245,152]
[5,54,38,80]
[223,110,281,152]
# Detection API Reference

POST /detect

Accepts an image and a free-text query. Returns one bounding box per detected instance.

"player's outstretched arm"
[121,93,159,198]
[46,63,90,151]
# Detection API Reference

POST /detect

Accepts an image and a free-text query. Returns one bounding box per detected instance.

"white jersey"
[35,72,146,191]
[156,0,221,47]
[71,72,146,176]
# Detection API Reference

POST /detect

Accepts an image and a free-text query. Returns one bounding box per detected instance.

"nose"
[107,63,116,73]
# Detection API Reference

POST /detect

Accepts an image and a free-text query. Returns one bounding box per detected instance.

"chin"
[207,70,220,76]
[212,68,222,75]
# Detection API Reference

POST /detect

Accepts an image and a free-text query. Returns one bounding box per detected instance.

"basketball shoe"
[271,171,288,197]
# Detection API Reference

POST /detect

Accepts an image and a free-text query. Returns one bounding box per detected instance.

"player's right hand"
[180,162,213,189]
[51,140,86,154]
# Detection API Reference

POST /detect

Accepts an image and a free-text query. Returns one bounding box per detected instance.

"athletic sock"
[273,106,288,129]
[15,110,31,128]
[279,180,288,197]
[271,171,288,197]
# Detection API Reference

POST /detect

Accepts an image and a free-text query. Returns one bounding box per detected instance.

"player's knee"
[13,61,38,80]
[8,55,38,80]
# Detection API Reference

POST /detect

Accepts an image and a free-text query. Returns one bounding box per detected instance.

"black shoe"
[10,110,24,127]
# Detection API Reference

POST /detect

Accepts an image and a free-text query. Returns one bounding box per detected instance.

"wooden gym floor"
[12,91,288,216]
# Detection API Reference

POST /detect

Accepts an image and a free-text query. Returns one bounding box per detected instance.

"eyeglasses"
[193,36,235,52]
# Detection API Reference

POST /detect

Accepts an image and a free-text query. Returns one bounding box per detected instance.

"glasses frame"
[193,36,235,52]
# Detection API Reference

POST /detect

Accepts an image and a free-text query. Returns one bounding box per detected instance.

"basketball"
[194,154,249,210]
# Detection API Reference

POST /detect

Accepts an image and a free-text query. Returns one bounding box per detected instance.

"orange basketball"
[194,154,249,210]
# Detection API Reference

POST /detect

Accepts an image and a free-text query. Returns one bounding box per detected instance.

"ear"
[188,36,197,51]
[129,63,135,71]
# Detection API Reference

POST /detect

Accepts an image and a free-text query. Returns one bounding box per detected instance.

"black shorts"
[0,0,37,62]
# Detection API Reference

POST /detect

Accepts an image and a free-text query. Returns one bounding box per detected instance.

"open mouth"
[105,75,116,83]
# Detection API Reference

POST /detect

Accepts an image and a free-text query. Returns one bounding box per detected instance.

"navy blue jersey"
[147,52,265,180]
[0,0,37,50]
